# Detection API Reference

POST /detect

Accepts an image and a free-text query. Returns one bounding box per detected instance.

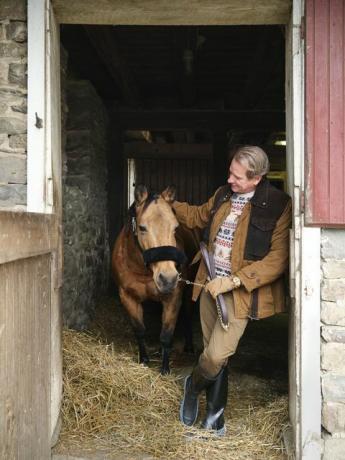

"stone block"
[322,279,345,302]
[11,98,27,114]
[321,343,345,372]
[0,0,26,21]
[65,176,90,193]
[322,402,345,433]
[0,133,7,147]
[0,42,26,58]
[6,20,26,42]
[8,133,26,150]
[66,131,94,158]
[323,435,345,460]
[0,23,6,41]
[0,61,8,85]
[0,154,26,183]
[322,374,345,402]
[0,87,25,98]
[323,260,345,279]
[0,93,27,116]
[0,183,26,205]
[322,229,345,259]
[8,62,27,86]
[67,156,91,175]
[321,302,345,326]
[0,116,25,134]
[322,326,345,343]
[66,81,106,130]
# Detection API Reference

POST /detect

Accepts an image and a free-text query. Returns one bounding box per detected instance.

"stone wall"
[321,229,345,459]
[0,0,27,209]
[62,80,110,330]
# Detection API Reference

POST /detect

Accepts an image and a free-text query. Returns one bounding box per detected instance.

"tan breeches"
[198,290,248,378]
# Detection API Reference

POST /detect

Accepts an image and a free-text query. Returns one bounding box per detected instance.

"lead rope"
[177,272,206,288]
[177,273,229,331]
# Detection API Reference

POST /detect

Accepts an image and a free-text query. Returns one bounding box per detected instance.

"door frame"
[286,1,321,458]
[27,0,63,446]
[27,0,322,456]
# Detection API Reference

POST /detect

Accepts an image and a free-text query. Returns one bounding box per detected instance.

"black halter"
[128,199,187,268]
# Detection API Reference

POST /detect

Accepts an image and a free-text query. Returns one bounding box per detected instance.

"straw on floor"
[56,327,289,460]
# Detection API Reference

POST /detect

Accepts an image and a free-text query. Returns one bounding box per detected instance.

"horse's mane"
[142,192,159,211]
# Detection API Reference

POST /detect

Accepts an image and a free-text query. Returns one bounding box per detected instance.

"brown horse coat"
[112,185,190,374]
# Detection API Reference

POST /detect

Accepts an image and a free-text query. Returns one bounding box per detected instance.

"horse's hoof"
[140,356,150,366]
[160,367,170,375]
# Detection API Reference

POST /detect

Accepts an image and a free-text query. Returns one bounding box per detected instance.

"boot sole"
[179,376,199,426]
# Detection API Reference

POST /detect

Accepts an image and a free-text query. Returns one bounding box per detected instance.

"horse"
[112,184,195,374]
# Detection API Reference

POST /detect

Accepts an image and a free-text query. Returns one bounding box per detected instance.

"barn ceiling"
[61,24,286,145]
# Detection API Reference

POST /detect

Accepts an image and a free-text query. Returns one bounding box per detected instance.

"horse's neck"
[124,230,151,276]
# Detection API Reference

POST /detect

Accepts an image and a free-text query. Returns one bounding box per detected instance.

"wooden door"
[0,213,58,459]
[0,1,63,457]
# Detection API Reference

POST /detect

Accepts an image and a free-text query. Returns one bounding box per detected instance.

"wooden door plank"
[0,256,51,459]
[0,212,57,265]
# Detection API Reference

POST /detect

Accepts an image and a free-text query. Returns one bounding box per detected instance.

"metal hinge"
[300,16,305,40]
[300,190,305,213]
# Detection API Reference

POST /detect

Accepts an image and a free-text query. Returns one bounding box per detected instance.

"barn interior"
[58,23,288,453]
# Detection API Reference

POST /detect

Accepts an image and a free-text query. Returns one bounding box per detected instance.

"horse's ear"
[134,184,148,205]
[161,185,176,204]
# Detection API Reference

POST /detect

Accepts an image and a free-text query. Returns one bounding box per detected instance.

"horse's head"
[134,184,183,295]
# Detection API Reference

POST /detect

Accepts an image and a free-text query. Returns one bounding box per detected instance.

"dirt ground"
[52,295,290,460]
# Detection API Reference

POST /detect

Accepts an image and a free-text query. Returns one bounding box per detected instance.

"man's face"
[227,159,262,194]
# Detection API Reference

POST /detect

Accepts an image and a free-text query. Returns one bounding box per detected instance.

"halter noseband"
[128,198,187,268]
[142,246,187,267]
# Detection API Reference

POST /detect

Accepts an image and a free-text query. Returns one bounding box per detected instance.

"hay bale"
[55,328,289,460]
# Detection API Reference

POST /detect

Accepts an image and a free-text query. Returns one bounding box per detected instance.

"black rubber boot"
[200,366,228,436]
[179,366,215,427]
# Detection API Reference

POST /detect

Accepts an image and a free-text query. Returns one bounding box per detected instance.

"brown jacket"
[173,184,292,319]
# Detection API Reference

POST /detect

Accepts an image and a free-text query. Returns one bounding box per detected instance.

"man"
[173,145,291,435]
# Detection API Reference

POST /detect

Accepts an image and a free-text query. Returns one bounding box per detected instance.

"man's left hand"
[205,276,236,299]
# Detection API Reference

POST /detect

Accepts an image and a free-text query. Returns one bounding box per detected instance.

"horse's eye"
[139,225,147,233]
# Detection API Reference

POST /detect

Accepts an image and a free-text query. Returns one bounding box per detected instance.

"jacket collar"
[250,177,269,209]
[225,177,269,209]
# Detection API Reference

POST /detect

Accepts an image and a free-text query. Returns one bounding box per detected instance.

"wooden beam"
[53,0,292,25]
[84,26,139,106]
[113,109,285,130]
[123,141,212,159]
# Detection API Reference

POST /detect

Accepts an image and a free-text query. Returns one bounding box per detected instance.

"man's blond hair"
[231,145,270,179]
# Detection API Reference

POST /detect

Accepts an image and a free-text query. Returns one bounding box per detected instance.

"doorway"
[55,22,290,458]
[29,1,319,458]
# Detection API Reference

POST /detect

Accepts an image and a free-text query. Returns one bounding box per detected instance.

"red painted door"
[305,0,345,226]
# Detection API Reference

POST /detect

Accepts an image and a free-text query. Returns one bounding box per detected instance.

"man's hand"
[205,276,237,299]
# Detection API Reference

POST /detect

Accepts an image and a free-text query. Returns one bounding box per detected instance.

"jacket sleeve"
[236,200,292,292]
[172,190,219,230]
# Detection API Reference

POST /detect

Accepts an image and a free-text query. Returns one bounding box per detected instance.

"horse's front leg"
[160,293,182,375]
[119,289,149,365]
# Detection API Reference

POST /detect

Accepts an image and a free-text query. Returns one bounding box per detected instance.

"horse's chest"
[125,274,160,302]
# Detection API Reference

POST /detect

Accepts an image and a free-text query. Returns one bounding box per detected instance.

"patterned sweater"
[214,191,254,277]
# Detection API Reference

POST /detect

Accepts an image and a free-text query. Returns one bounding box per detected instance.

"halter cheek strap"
[143,246,187,267]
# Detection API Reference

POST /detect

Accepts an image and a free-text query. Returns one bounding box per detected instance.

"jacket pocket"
[258,284,275,316]
[244,217,276,260]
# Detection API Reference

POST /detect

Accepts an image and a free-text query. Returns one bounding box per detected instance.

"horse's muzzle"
[157,272,179,294]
